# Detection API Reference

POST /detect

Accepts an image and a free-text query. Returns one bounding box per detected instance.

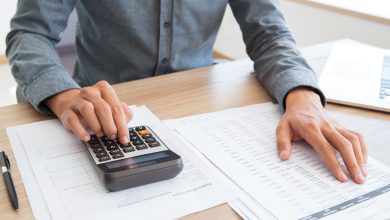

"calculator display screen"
[105,151,170,169]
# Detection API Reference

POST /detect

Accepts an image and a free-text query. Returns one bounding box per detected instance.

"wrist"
[285,87,322,110]
[46,89,80,116]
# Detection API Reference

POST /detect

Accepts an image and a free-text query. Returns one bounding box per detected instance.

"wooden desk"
[0,59,389,220]
[0,55,7,64]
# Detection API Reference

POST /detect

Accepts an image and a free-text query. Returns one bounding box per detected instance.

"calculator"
[82,126,183,191]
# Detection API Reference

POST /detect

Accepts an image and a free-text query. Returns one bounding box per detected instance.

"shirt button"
[164,22,170,28]
[162,58,168,64]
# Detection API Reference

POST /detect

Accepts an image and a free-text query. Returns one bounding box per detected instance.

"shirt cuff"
[271,69,326,111]
[22,70,81,115]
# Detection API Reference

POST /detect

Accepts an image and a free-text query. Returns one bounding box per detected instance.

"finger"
[121,102,133,123]
[337,128,367,176]
[80,86,118,140]
[74,100,103,137]
[94,99,118,140]
[349,130,368,164]
[322,125,365,184]
[96,81,129,144]
[61,110,90,142]
[276,119,293,160]
[301,127,349,182]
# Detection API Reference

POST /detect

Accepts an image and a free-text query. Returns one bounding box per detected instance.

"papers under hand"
[167,102,390,220]
[6,105,234,220]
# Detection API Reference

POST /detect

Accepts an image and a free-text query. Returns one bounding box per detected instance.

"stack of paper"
[166,102,390,220]
[6,106,234,220]
[8,102,390,220]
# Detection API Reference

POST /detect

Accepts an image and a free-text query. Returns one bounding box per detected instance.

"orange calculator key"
[138,130,150,135]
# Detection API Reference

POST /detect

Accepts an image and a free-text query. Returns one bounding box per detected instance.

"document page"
[7,106,233,220]
[169,103,390,220]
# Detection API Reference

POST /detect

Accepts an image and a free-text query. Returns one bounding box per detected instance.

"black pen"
[0,150,18,209]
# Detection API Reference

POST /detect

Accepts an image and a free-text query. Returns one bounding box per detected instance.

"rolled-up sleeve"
[229,0,326,109]
[6,0,80,114]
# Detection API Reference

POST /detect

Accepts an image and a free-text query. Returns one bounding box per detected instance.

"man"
[6,0,367,184]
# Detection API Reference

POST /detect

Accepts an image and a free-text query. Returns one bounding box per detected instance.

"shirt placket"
[154,0,173,75]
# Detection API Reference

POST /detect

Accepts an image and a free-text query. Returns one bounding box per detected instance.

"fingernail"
[83,135,90,142]
[96,131,104,137]
[109,135,116,140]
[121,136,129,144]
[338,171,348,182]
[280,150,288,160]
[356,171,365,183]
[361,166,367,176]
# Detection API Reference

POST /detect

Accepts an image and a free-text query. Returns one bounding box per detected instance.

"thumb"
[276,120,293,160]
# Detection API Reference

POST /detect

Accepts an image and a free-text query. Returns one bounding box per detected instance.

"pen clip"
[5,154,11,171]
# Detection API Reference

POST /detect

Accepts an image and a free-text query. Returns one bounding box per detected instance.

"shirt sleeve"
[6,0,80,115]
[228,0,326,110]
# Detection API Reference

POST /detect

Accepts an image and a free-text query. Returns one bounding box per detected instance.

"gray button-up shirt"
[6,0,325,114]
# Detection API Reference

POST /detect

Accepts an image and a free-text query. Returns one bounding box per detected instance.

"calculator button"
[148,142,161,148]
[100,136,109,142]
[103,140,115,145]
[129,131,138,136]
[141,134,153,139]
[88,135,100,144]
[118,142,132,148]
[109,149,121,155]
[99,156,110,162]
[130,136,140,141]
[138,130,150,135]
[90,143,103,149]
[96,152,108,158]
[129,128,135,132]
[93,147,105,154]
[135,126,146,131]
[123,146,135,153]
[112,153,124,159]
[136,144,148,150]
[132,140,145,146]
[144,137,156,143]
[104,140,118,147]
[106,145,118,151]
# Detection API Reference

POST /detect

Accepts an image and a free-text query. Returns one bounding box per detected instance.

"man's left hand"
[276,88,367,184]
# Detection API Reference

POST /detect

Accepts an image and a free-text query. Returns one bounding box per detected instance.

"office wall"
[214,0,390,59]
[0,0,17,54]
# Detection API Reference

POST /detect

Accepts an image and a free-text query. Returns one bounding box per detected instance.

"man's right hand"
[46,80,133,144]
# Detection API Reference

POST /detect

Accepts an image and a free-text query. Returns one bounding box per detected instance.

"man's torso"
[73,0,228,86]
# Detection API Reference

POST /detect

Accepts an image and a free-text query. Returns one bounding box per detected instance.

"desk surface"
[1,56,389,219]
[0,55,7,64]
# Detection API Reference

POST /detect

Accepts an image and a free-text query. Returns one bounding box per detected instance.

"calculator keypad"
[84,126,168,164]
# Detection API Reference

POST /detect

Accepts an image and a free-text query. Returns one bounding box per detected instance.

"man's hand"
[276,88,367,184]
[46,80,133,144]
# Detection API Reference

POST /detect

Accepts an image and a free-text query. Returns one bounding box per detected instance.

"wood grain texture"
[0,59,389,219]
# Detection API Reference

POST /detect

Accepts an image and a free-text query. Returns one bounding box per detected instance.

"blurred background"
[1,0,389,107]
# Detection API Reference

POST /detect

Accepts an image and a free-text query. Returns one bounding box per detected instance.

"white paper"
[7,106,234,220]
[7,127,52,219]
[166,124,276,220]
[168,102,390,220]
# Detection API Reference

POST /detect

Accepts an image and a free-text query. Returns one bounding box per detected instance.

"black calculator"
[82,126,183,191]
